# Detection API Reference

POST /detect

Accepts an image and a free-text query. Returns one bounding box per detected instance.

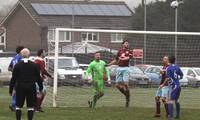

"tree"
[131,0,200,32]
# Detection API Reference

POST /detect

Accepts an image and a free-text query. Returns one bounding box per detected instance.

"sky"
[0,0,164,11]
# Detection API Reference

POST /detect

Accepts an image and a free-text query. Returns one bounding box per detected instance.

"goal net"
[45,28,200,107]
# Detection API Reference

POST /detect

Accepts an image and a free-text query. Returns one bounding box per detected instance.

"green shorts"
[92,80,104,94]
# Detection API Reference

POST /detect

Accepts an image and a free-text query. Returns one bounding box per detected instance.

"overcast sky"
[0,0,165,10]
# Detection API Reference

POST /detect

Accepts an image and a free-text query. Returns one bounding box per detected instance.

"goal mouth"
[47,28,200,107]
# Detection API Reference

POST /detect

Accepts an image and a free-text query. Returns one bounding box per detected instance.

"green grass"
[0,86,200,120]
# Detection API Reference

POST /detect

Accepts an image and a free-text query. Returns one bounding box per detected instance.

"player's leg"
[26,86,37,120]
[15,86,25,120]
[91,80,104,109]
[37,83,46,112]
[175,87,181,119]
[116,67,126,96]
[9,90,16,112]
[154,88,161,117]
[123,67,130,107]
[167,86,176,119]
[161,86,170,117]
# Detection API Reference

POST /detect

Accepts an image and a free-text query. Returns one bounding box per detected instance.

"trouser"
[16,84,36,108]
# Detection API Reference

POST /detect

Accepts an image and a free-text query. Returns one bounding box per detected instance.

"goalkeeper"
[85,52,111,109]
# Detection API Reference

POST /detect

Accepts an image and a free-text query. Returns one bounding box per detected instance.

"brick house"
[0,0,133,52]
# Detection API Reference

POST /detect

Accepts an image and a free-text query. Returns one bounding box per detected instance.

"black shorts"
[16,84,36,108]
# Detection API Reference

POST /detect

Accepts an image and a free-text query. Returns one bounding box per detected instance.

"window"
[59,31,71,42]
[81,32,99,42]
[111,33,125,43]
[48,29,55,41]
[48,29,71,42]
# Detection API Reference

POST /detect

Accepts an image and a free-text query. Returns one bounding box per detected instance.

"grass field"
[0,86,200,120]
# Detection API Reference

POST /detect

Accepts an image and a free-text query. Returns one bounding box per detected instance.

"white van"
[45,56,84,86]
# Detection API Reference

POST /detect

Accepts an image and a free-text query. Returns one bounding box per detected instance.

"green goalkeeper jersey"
[86,60,110,81]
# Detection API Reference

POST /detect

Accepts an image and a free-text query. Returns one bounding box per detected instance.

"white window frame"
[81,32,99,42]
[111,33,125,43]
[48,29,71,42]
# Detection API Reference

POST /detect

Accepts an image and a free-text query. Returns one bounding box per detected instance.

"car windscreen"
[194,69,200,76]
[129,67,144,74]
[49,59,76,69]
[180,68,187,75]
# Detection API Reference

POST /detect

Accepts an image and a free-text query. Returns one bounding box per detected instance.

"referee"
[9,48,43,120]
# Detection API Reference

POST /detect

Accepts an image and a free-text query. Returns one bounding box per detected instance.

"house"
[0,0,133,52]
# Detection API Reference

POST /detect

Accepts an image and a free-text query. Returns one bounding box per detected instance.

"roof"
[0,16,4,23]
[1,0,132,27]
[31,3,132,16]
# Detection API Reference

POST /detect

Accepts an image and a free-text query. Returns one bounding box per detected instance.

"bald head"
[20,48,30,58]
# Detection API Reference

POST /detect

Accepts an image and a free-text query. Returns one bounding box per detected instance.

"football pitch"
[0,86,200,120]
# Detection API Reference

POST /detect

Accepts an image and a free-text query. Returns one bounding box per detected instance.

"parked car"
[107,65,151,87]
[180,67,200,87]
[135,64,162,85]
[46,56,84,86]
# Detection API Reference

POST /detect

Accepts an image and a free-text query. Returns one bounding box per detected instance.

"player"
[165,56,183,119]
[108,40,132,107]
[9,48,43,120]
[34,49,53,112]
[154,56,169,117]
[85,52,111,109]
[8,46,24,111]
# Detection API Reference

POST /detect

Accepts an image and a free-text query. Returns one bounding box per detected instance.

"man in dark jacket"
[9,48,43,120]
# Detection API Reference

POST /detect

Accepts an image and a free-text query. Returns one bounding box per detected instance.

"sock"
[175,102,180,118]
[125,90,130,102]
[162,99,168,116]
[12,93,16,109]
[156,101,161,115]
[28,110,34,120]
[92,94,98,109]
[164,104,169,116]
[16,109,22,120]
[38,94,45,109]
[168,103,174,118]
[117,87,126,96]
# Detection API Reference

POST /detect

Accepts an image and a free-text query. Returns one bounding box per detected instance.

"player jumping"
[85,52,111,109]
[154,56,169,117]
[108,40,132,107]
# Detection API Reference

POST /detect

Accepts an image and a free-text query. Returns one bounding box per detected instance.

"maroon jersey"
[116,48,132,67]
[160,65,169,86]
[34,57,52,80]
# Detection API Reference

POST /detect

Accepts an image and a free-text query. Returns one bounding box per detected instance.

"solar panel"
[74,4,85,15]
[108,5,123,16]
[61,4,73,15]
[89,4,103,16]
[51,4,66,15]
[79,5,94,15]
[31,3,132,16]
[32,3,48,14]
[117,5,132,16]
[98,5,113,16]
[41,4,57,14]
